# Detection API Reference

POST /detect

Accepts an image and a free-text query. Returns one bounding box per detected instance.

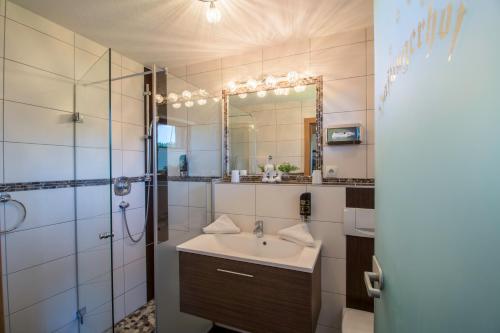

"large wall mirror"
[223,76,323,176]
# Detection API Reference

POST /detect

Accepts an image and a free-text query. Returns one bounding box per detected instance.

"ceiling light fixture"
[201,0,221,24]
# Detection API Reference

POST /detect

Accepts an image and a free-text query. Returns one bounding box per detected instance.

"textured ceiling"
[11,0,373,68]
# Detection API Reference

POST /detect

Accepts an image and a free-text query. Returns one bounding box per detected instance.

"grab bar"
[0,194,27,234]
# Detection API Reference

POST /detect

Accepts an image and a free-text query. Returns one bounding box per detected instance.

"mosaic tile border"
[166,176,218,182]
[0,176,146,193]
[221,175,374,186]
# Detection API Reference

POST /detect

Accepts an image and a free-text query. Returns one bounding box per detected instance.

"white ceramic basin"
[176,232,321,272]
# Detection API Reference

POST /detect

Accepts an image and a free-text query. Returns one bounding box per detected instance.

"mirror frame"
[222,76,323,176]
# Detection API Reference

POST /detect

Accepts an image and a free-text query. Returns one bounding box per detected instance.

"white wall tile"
[188,182,207,208]
[366,109,375,145]
[168,205,189,231]
[309,221,346,258]
[255,184,306,219]
[0,16,4,55]
[6,188,74,231]
[5,19,74,78]
[75,48,99,81]
[263,53,310,76]
[113,294,125,324]
[222,62,261,84]
[122,95,144,125]
[76,85,109,119]
[124,282,146,316]
[4,101,73,146]
[311,43,366,81]
[122,123,145,151]
[78,271,112,313]
[190,123,221,151]
[323,77,366,113]
[79,300,112,333]
[6,2,74,45]
[121,56,143,74]
[321,257,346,295]
[6,221,75,273]
[75,147,109,180]
[122,150,145,177]
[214,184,255,216]
[124,258,146,292]
[4,143,73,182]
[76,115,109,148]
[318,292,345,329]
[367,145,375,179]
[77,243,111,283]
[323,144,367,178]
[311,28,366,51]
[307,186,346,222]
[122,69,144,100]
[168,181,189,206]
[76,215,113,252]
[263,39,309,60]
[124,236,145,265]
[9,288,77,333]
[187,58,220,75]
[8,255,76,313]
[189,150,221,177]
[4,60,73,112]
[367,75,374,109]
[189,207,208,231]
[222,49,262,69]
[186,70,222,96]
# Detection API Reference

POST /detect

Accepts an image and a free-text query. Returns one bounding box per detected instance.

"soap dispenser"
[300,192,311,223]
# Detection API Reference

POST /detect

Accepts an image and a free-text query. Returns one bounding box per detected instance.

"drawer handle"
[216,268,254,278]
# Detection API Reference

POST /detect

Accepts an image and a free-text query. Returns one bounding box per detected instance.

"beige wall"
[167,26,374,179]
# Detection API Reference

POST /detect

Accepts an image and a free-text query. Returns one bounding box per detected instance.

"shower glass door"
[75,49,114,332]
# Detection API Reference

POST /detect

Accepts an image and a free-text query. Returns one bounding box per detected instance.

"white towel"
[277,223,315,247]
[203,215,241,234]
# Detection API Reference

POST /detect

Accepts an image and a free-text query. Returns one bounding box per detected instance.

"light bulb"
[274,88,282,96]
[257,90,267,98]
[198,89,208,97]
[238,93,247,99]
[197,99,207,105]
[294,85,306,93]
[172,103,182,109]
[212,97,220,103]
[155,94,165,104]
[185,100,194,108]
[227,81,237,92]
[282,88,290,96]
[167,92,178,102]
[265,75,277,88]
[246,79,258,90]
[287,71,299,84]
[206,1,221,24]
[181,90,192,100]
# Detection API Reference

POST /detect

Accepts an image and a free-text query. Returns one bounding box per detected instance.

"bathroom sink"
[176,232,321,272]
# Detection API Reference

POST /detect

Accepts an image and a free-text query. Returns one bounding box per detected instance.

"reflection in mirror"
[224,78,322,176]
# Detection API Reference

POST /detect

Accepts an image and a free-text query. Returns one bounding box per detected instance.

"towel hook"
[0,194,27,234]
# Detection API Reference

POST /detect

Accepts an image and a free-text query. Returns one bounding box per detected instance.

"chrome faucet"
[254,220,264,238]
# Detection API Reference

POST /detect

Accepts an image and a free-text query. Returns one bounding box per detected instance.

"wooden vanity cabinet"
[179,252,321,333]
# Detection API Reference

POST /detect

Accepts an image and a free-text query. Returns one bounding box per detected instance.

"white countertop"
[176,232,322,273]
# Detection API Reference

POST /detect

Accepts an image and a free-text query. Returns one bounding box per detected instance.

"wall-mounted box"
[326,124,362,145]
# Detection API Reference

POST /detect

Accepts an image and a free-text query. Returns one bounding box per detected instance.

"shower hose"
[120,180,150,243]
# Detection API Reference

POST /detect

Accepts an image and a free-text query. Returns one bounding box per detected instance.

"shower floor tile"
[114,300,155,333]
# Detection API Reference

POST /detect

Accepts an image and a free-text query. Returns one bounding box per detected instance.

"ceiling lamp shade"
[206,1,221,24]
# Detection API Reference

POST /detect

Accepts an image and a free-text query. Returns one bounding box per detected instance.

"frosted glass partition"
[375,1,500,332]
[155,72,217,333]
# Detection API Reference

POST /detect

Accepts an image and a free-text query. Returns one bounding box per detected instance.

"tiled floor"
[112,300,238,333]
[114,300,155,333]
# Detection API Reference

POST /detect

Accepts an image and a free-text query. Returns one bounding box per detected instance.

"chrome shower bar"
[82,67,167,86]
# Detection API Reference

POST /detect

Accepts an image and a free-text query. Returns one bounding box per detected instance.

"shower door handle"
[98,232,114,240]
[364,256,384,298]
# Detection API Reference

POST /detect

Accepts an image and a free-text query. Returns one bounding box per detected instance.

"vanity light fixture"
[185,100,194,108]
[265,75,277,88]
[172,103,182,109]
[227,81,237,93]
[200,0,221,24]
[197,99,207,105]
[238,93,247,99]
[257,90,267,98]
[167,92,178,102]
[287,71,299,84]
[213,97,220,103]
[155,94,165,104]
[246,79,258,90]
[181,90,192,100]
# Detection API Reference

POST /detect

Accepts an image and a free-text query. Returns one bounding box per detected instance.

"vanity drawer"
[179,252,321,333]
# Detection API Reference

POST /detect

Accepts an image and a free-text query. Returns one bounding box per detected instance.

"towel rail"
[0,194,27,234]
